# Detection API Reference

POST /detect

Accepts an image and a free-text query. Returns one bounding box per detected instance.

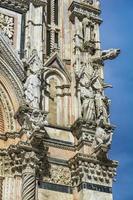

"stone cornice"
[69,153,118,187]
[69,153,118,167]
[0,0,47,13]
[69,1,101,15]
[69,1,102,24]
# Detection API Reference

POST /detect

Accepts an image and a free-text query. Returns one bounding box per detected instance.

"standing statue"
[24,70,41,109]
[88,65,109,125]
[95,89,109,125]
[23,49,44,110]
[82,17,91,44]
[78,64,96,122]
[75,17,83,49]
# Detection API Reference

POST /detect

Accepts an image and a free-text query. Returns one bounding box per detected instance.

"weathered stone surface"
[38,189,73,200]
[0,0,120,200]
[79,190,112,200]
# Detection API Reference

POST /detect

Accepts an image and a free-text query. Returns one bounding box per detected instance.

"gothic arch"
[43,61,71,127]
[0,78,17,133]
[0,34,25,133]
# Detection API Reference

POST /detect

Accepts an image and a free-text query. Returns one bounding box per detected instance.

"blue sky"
[101,0,133,199]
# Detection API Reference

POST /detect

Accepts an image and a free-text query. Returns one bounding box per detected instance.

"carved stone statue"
[23,49,44,109]
[24,110,48,137]
[82,17,91,44]
[95,89,109,125]
[89,66,109,125]
[75,17,83,49]
[94,126,113,148]
[24,71,41,109]
[78,65,96,122]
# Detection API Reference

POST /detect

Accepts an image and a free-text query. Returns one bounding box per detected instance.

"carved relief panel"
[0,7,22,53]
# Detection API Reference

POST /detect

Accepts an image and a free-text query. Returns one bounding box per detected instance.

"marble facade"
[0,0,120,200]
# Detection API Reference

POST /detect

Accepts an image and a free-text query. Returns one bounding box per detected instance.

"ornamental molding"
[43,164,72,186]
[69,1,102,23]
[0,13,14,42]
[69,153,118,187]
[0,32,24,81]
[0,0,47,13]
[0,84,16,132]
[0,33,24,102]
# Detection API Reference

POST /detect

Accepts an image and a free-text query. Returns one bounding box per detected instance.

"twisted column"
[0,177,3,200]
[22,172,36,200]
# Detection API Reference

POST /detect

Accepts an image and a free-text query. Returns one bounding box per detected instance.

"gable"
[44,53,71,83]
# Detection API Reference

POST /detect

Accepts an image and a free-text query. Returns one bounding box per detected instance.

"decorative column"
[25,0,47,59]
[22,152,37,200]
[8,138,48,200]
[0,177,3,200]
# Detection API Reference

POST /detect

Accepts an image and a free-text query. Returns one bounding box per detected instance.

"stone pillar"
[21,152,38,200]
[50,0,55,53]
[22,168,36,200]
[25,1,46,59]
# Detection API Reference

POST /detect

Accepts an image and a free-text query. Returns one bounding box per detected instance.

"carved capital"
[8,141,48,177]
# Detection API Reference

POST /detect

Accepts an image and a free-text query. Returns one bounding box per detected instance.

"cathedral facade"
[0,0,120,199]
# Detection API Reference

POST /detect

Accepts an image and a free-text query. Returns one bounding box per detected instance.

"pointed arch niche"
[43,59,71,127]
[0,75,20,134]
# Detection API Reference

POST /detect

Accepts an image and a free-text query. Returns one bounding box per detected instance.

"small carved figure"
[95,89,109,125]
[95,0,100,8]
[24,110,48,136]
[94,126,113,148]
[24,71,41,109]
[75,17,83,49]
[82,17,91,44]
[78,65,96,122]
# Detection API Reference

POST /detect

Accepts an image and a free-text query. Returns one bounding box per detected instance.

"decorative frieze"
[0,13,14,42]
[0,154,12,176]
[69,1,102,24]
[0,0,46,13]
[69,153,118,188]
[44,164,72,186]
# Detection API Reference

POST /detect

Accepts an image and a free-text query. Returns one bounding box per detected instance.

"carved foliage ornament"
[0,13,14,42]
[44,164,72,186]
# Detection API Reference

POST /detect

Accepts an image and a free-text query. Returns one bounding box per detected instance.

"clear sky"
[100,0,133,199]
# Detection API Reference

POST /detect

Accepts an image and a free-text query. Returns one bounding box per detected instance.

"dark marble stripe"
[48,157,68,166]
[78,182,112,194]
[39,182,112,194]
[39,182,72,194]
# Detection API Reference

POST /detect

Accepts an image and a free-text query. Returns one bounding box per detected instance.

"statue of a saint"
[82,17,91,44]
[95,89,109,125]
[24,71,41,109]
[78,65,96,122]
